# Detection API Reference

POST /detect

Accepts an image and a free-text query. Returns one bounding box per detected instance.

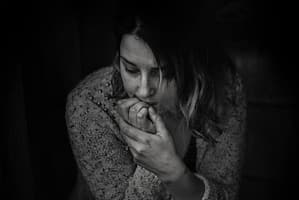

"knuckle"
[130,106,137,113]
[135,146,145,154]
[137,112,144,119]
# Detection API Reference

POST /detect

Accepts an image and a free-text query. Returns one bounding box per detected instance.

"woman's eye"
[125,66,139,74]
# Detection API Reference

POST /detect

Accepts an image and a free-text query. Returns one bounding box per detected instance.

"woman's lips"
[146,102,157,106]
[137,98,157,106]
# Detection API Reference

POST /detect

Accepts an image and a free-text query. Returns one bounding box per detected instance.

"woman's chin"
[155,104,170,115]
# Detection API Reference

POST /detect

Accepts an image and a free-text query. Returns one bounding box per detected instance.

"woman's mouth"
[146,102,157,106]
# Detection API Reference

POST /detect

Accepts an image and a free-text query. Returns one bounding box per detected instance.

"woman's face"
[119,34,177,111]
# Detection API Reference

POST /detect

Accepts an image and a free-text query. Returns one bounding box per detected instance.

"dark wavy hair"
[112,1,236,142]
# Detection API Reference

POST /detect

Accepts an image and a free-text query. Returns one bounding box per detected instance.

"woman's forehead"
[120,34,158,68]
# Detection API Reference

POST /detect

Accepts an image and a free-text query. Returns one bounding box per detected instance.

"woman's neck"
[162,114,192,159]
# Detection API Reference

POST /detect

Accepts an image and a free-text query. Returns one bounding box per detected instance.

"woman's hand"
[117,98,186,183]
[117,98,156,133]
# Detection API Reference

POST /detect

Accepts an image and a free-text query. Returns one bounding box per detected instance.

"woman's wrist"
[159,156,188,185]
[162,162,206,200]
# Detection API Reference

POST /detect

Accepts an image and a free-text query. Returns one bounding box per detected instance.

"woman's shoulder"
[68,66,115,100]
[66,65,118,125]
[66,65,123,142]
[66,65,119,113]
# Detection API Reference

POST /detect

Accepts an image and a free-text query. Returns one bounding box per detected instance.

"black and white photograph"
[3,0,296,200]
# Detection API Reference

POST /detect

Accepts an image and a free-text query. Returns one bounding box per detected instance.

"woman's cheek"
[122,75,137,97]
[160,80,178,110]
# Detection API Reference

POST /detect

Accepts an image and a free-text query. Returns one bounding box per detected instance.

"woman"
[65,3,246,200]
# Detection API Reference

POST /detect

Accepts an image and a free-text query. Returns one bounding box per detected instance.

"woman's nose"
[136,76,155,98]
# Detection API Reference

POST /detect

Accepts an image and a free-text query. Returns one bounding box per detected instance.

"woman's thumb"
[148,107,167,135]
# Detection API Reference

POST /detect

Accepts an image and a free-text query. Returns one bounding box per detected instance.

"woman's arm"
[65,88,136,200]
[162,165,206,200]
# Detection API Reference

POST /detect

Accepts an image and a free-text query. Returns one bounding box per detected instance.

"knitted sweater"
[65,65,246,200]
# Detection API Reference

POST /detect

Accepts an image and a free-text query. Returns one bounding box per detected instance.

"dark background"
[2,0,297,200]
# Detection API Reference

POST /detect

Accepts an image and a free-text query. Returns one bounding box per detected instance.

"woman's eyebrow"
[120,56,137,67]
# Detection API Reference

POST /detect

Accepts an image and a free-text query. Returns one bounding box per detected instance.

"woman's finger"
[148,107,168,136]
[129,101,149,127]
[123,135,143,154]
[119,117,149,143]
[146,123,157,134]
[136,108,157,133]
[136,107,148,130]
[117,98,139,122]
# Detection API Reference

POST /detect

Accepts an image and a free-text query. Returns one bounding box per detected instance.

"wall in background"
[3,1,296,200]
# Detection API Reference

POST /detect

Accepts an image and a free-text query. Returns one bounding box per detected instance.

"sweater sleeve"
[195,73,247,200]
[65,84,136,200]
